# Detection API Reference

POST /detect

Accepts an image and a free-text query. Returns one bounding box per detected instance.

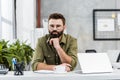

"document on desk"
[34,70,54,74]
[34,70,67,74]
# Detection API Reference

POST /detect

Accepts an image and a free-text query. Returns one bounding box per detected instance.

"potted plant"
[0,39,34,70]
[0,40,17,70]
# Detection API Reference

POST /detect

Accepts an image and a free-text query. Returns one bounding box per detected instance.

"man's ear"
[63,25,66,30]
[63,25,67,34]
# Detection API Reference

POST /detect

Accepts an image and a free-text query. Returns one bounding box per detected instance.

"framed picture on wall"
[93,9,120,40]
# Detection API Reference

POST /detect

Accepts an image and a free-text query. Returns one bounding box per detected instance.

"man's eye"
[56,25,61,27]
[50,25,54,27]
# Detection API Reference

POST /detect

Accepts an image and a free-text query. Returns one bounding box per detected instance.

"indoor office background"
[41,0,120,53]
[0,0,120,53]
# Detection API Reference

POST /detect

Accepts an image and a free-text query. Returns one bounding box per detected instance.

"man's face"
[48,19,65,38]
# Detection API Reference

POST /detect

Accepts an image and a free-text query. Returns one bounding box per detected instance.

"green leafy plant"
[0,39,34,70]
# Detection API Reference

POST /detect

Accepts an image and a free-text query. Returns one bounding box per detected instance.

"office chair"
[85,49,97,53]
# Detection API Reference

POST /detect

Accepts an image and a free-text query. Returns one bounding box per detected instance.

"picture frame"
[93,9,120,40]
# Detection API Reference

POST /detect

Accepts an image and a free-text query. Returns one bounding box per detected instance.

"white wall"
[16,0,36,44]
[16,0,120,52]
[41,0,120,53]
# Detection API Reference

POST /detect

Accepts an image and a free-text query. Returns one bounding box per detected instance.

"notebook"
[77,53,113,74]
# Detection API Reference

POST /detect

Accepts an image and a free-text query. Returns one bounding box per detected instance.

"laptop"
[77,53,113,74]
[107,50,120,63]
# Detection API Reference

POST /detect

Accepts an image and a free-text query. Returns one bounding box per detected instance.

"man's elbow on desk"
[32,62,55,71]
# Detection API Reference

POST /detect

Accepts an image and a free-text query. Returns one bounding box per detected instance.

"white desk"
[0,70,120,80]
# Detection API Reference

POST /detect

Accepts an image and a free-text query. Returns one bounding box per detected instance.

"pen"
[12,58,17,70]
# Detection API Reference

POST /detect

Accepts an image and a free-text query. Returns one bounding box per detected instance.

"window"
[0,0,16,41]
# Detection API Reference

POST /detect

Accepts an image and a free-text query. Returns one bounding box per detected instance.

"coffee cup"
[54,65,66,73]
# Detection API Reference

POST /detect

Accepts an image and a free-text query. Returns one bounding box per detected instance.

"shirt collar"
[60,34,66,44]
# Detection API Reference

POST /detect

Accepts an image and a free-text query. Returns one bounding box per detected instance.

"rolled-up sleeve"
[68,38,78,70]
[31,38,44,71]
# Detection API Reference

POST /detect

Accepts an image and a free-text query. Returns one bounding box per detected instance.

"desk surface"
[0,69,120,80]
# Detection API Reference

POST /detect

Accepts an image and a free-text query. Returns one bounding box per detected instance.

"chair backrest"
[85,49,97,53]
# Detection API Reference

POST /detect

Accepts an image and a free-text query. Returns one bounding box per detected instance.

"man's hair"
[48,13,66,25]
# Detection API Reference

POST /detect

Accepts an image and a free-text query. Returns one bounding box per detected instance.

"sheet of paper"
[97,19,115,31]
[34,70,54,74]
[34,70,67,74]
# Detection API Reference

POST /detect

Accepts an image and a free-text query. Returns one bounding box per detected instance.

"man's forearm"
[56,47,72,64]
[50,38,72,64]
[36,63,55,70]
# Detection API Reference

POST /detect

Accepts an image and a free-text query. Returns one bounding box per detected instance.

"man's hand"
[49,38,60,49]
[49,38,72,67]
[60,63,71,72]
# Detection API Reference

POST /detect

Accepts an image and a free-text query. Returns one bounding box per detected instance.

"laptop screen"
[77,53,113,73]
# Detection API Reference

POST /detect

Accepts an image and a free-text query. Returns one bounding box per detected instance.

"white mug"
[54,65,66,73]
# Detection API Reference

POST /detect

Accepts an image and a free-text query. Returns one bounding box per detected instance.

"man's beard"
[49,30,63,38]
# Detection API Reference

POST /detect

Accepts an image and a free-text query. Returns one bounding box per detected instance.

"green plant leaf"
[0,39,34,70]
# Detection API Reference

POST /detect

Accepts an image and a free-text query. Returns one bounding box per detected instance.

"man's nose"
[53,27,57,30]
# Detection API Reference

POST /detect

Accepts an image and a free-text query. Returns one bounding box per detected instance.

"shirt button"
[48,55,50,57]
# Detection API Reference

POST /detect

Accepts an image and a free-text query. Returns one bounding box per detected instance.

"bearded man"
[32,13,78,72]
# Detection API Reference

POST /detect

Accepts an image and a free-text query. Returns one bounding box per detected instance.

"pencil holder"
[14,62,24,75]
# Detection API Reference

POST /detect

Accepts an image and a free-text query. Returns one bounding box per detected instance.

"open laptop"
[107,50,120,63]
[77,53,113,74]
